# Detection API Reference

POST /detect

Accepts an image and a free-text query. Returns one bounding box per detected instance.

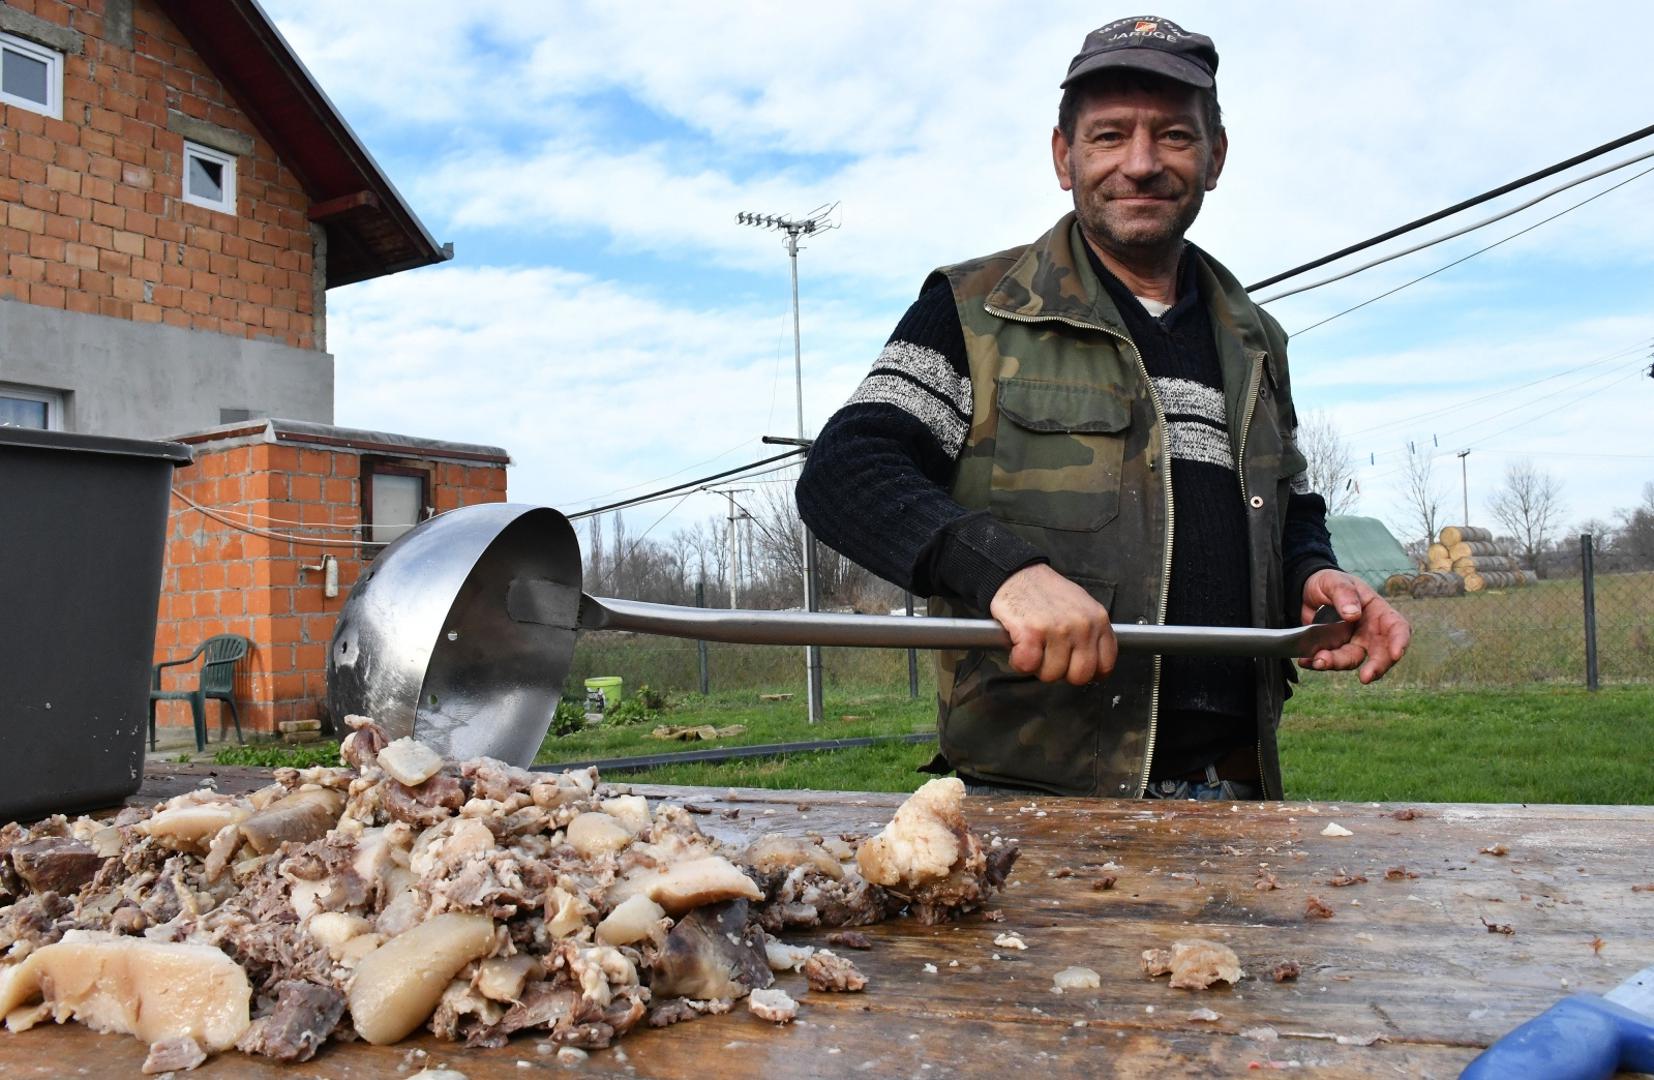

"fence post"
[1580,534,1599,691]
[695,581,710,696]
[905,592,919,699]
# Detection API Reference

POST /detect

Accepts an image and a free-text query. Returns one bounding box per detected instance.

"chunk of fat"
[238,787,345,855]
[377,738,445,787]
[1053,966,1101,990]
[0,931,250,1052]
[646,855,763,916]
[348,912,497,1045]
[545,886,596,939]
[600,795,651,835]
[139,800,253,855]
[307,912,374,957]
[744,835,844,881]
[747,987,798,1023]
[764,939,815,973]
[855,777,967,888]
[475,955,538,1003]
[594,894,668,948]
[565,812,633,858]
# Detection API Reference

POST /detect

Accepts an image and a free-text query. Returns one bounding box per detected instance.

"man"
[796,16,1410,800]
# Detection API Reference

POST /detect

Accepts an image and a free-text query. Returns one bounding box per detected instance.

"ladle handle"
[581,595,1354,659]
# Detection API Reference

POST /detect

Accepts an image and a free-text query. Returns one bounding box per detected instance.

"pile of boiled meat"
[0,717,1017,1072]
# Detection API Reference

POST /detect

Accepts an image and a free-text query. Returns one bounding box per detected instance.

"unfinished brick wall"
[0,0,318,347]
[152,424,509,741]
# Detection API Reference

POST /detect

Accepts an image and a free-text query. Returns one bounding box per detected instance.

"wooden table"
[6,764,1654,1078]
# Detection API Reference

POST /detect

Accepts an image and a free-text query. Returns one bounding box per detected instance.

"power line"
[1256,146,1654,305]
[564,448,805,521]
[1288,162,1654,337]
[1245,121,1654,293]
[1345,337,1654,438]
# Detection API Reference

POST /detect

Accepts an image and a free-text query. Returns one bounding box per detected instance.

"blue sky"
[262,0,1654,549]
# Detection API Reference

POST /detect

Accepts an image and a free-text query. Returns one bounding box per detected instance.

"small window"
[0,383,65,430]
[0,31,62,119]
[362,460,431,550]
[181,140,236,214]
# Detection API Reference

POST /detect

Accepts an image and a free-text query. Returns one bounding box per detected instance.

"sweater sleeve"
[797,277,1047,613]
[1281,490,1340,615]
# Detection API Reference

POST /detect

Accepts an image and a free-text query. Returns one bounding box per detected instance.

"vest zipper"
[1235,351,1265,507]
[983,303,1173,798]
[1235,349,1274,800]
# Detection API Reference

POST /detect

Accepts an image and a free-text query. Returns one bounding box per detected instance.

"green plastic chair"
[149,634,249,752]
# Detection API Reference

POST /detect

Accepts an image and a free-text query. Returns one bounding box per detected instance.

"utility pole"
[717,488,751,609]
[1457,449,1471,526]
[736,205,838,724]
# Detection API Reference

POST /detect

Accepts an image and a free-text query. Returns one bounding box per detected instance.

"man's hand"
[1299,569,1411,684]
[989,564,1117,684]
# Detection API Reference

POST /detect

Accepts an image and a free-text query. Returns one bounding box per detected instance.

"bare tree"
[1297,409,1360,515]
[1616,482,1654,570]
[1392,446,1446,551]
[1487,459,1565,579]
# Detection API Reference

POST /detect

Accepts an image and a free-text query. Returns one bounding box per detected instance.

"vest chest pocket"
[989,377,1132,532]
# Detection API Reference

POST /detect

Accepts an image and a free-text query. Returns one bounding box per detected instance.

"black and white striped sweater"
[797,246,1339,778]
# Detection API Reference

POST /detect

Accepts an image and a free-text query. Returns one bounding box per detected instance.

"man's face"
[1053,81,1227,259]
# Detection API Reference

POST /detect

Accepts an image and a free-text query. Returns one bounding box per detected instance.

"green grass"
[533,690,934,766]
[1277,681,1654,804]
[602,681,1654,804]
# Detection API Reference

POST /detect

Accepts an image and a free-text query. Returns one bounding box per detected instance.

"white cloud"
[263,0,1654,536]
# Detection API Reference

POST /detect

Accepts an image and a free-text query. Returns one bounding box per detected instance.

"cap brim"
[1061,49,1214,90]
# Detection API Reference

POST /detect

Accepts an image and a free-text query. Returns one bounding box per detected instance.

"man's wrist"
[929,512,1048,613]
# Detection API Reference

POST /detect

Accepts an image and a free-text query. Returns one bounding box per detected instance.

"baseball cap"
[1061,16,1218,90]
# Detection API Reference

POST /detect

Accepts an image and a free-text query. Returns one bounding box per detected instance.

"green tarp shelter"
[1326,515,1414,590]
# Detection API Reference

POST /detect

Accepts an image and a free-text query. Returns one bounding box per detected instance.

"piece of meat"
[380,774,466,828]
[649,900,773,1000]
[238,789,345,855]
[142,1035,206,1074]
[1166,940,1244,990]
[826,930,872,950]
[11,837,104,896]
[853,778,1017,923]
[340,715,390,771]
[1305,896,1336,919]
[803,950,867,992]
[235,979,346,1062]
[1272,960,1302,982]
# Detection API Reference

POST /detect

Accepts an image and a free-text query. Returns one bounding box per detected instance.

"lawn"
[545,681,1654,803]
[216,681,1654,805]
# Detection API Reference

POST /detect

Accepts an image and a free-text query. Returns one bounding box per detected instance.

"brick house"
[1,0,511,740]
[0,0,448,433]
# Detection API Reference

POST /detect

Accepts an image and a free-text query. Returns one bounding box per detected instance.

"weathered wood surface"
[6,764,1654,1078]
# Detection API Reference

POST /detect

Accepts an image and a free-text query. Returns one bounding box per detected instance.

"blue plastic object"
[1460,994,1654,1079]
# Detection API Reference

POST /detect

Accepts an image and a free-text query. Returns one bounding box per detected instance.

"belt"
[1172,743,1260,785]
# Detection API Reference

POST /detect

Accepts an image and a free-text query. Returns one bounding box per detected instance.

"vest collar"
[987,213,1279,374]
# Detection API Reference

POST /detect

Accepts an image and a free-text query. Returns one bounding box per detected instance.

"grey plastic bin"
[0,427,193,820]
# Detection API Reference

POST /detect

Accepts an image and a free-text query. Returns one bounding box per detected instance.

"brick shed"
[153,419,509,740]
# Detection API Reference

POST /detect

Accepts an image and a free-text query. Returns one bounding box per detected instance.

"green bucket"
[583,676,623,712]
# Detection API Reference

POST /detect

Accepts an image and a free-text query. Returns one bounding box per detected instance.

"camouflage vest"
[928,213,1308,799]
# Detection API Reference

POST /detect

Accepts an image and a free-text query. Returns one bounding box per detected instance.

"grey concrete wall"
[0,300,333,438]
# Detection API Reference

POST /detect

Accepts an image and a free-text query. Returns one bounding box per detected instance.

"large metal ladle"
[327,502,1355,765]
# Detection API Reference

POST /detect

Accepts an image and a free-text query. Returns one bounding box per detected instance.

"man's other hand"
[1300,569,1411,684]
[989,564,1118,684]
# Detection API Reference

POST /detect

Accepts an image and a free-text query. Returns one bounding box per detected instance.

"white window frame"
[0,383,66,431]
[181,139,237,215]
[0,31,63,120]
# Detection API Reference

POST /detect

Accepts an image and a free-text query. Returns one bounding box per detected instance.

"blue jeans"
[1143,765,1259,801]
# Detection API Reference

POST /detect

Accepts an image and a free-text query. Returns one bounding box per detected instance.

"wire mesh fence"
[564,536,1651,704]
